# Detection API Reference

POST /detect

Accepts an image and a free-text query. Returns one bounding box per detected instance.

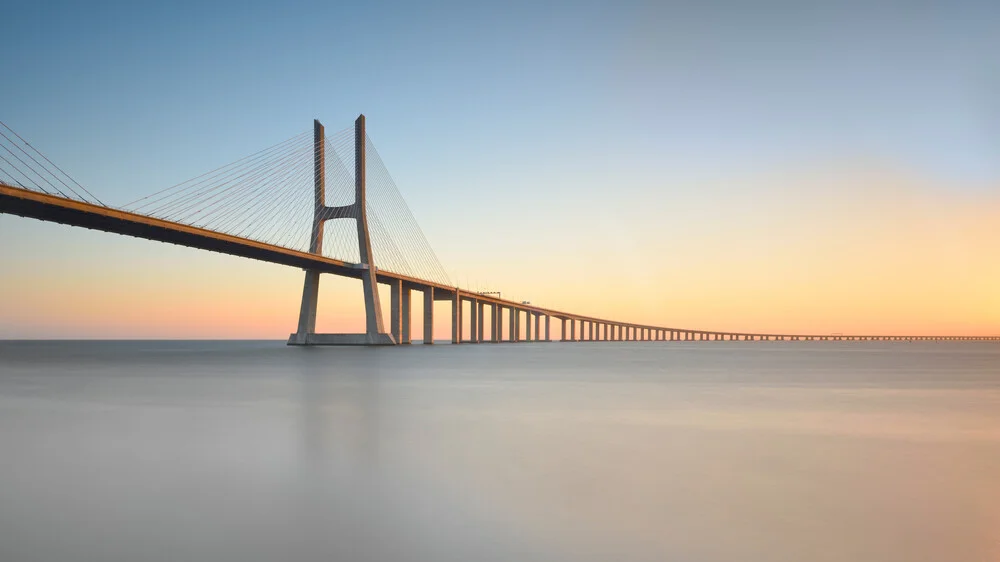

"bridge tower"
[288,115,395,345]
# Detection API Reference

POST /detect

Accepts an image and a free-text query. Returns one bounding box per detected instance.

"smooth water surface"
[1,341,998,561]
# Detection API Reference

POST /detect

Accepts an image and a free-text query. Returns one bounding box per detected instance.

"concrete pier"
[469,298,479,343]
[451,290,462,344]
[401,287,411,344]
[423,287,434,344]
[389,279,402,343]
[477,301,485,342]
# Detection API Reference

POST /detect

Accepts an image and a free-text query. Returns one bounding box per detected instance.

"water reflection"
[0,341,998,561]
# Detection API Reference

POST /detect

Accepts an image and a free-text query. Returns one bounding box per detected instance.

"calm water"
[0,341,998,562]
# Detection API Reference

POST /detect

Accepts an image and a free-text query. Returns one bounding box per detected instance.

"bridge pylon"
[288,115,395,345]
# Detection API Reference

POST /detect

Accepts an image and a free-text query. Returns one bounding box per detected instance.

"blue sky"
[2,0,999,337]
[5,0,997,193]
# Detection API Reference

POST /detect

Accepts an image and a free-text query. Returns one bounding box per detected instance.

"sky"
[1,0,998,338]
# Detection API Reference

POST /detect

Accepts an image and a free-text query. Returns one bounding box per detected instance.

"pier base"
[287,332,397,346]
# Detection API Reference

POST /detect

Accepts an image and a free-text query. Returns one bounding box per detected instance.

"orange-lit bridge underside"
[2,183,997,343]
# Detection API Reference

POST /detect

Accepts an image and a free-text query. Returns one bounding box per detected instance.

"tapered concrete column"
[451,290,462,344]
[353,116,386,343]
[534,313,541,342]
[510,308,517,342]
[561,318,567,341]
[525,311,532,341]
[423,287,434,344]
[469,299,479,343]
[589,322,594,341]
[477,301,485,342]
[544,315,551,341]
[401,287,411,344]
[493,304,503,343]
[389,279,403,343]
[570,319,576,341]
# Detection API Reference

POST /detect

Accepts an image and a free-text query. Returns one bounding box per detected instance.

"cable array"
[119,121,450,287]
[0,120,105,205]
[125,128,337,253]
[364,134,452,285]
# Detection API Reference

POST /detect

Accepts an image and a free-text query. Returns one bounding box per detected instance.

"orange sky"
[1,162,997,339]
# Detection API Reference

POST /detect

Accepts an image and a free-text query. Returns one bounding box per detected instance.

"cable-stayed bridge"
[1,116,996,344]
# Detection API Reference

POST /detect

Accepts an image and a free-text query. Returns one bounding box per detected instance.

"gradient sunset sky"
[1,0,998,338]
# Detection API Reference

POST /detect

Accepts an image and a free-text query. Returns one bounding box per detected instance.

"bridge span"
[1,117,996,345]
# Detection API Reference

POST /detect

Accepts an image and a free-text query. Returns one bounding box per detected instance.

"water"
[0,341,998,562]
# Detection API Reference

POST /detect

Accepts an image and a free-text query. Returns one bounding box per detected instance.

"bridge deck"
[2,183,996,342]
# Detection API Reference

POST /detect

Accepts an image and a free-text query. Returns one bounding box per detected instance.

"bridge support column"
[545,315,551,341]
[288,116,394,346]
[423,287,434,343]
[492,304,501,342]
[469,298,479,343]
[570,319,576,341]
[525,311,532,341]
[401,287,411,344]
[535,313,541,342]
[510,309,518,342]
[451,291,462,344]
[477,302,485,342]
[389,279,403,343]
[291,270,321,343]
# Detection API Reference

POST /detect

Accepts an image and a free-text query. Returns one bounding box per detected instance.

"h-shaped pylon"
[288,115,395,345]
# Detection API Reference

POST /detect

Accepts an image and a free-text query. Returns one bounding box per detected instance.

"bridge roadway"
[2,183,998,344]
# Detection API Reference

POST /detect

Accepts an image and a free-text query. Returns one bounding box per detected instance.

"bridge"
[1,116,996,344]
